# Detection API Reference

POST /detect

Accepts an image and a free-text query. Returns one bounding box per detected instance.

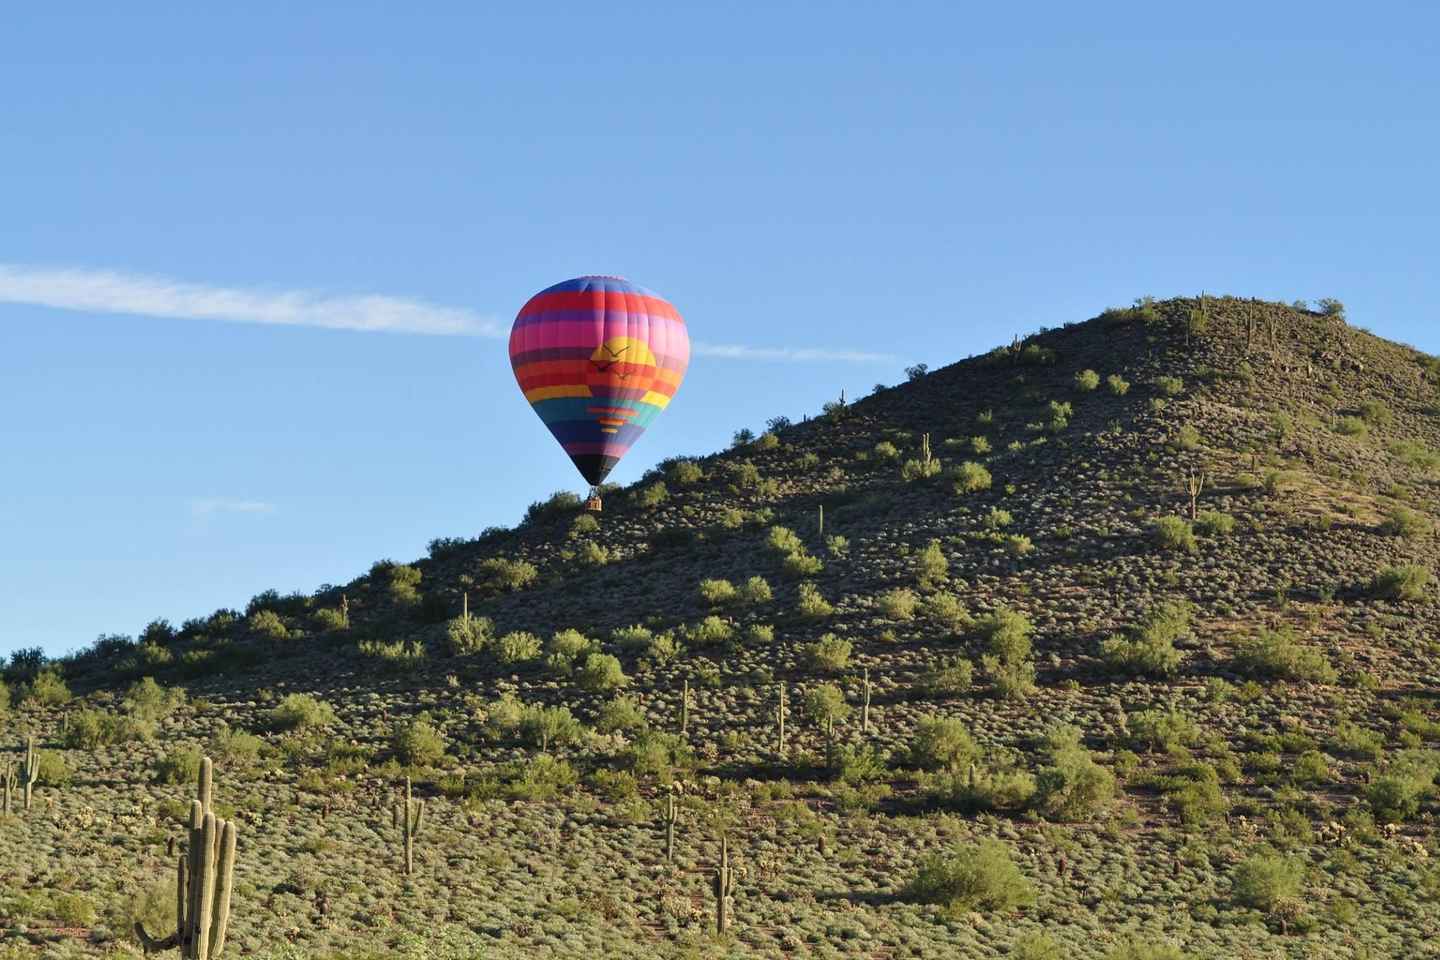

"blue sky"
[3,2,1437,656]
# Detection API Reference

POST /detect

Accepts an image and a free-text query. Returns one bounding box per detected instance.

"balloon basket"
[584,490,603,513]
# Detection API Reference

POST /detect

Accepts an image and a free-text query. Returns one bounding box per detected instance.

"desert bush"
[782,551,824,578]
[595,695,647,733]
[805,634,852,672]
[915,540,949,587]
[445,615,494,655]
[952,461,993,495]
[153,744,203,785]
[796,582,834,619]
[495,630,543,665]
[1130,708,1198,753]
[970,435,992,455]
[634,481,669,509]
[909,716,979,771]
[906,840,1035,916]
[124,676,186,723]
[627,730,694,780]
[1152,516,1197,553]
[1358,399,1393,426]
[245,608,290,640]
[667,459,704,485]
[546,628,599,674]
[924,593,970,632]
[878,588,918,621]
[1371,564,1430,600]
[1367,753,1439,822]
[1194,510,1235,536]
[311,607,348,631]
[739,576,773,604]
[683,615,735,648]
[271,693,336,731]
[524,490,583,525]
[577,653,628,692]
[1233,626,1337,683]
[1380,505,1431,540]
[1106,374,1131,396]
[1153,375,1184,397]
[521,704,584,751]
[1332,721,1385,760]
[480,557,538,593]
[1074,369,1100,392]
[1034,725,1116,821]
[209,724,263,765]
[804,683,852,732]
[568,513,600,539]
[698,578,738,605]
[392,717,446,766]
[923,655,974,695]
[873,441,900,460]
[1231,852,1304,911]
[976,607,1035,700]
[1101,600,1191,677]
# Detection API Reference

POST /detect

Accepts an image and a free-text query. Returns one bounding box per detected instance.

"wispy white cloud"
[0,263,893,363]
[189,497,277,518]
[0,263,504,338]
[692,341,897,364]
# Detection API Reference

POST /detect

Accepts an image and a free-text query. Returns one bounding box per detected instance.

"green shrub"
[878,588,918,621]
[611,624,654,654]
[924,593,970,632]
[796,582,834,619]
[922,656,974,695]
[906,840,1036,916]
[1367,754,1439,823]
[568,513,600,539]
[521,704,584,751]
[1231,852,1304,911]
[381,563,423,606]
[1152,375,1184,397]
[803,683,852,732]
[739,575,773,604]
[909,716,979,771]
[250,609,292,639]
[1129,708,1198,753]
[545,628,598,674]
[627,730,694,780]
[1194,510,1236,536]
[683,615,735,648]
[577,653,628,692]
[1332,721,1385,760]
[970,435,992,455]
[480,557,539,593]
[1152,516,1197,553]
[209,725,264,765]
[1358,399,1393,426]
[1101,600,1191,677]
[1380,505,1431,540]
[977,607,1035,700]
[1034,725,1116,821]
[1233,627,1337,683]
[983,508,1013,529]
[445,615,494,655]
[698,578,738,605]
[634,481,669,508]
[503,754,580,801]
[595,695,647,734]
[1104,941,1187,960]
[124,676,186,723]
[1074,369,1100,392]
[667,459,704,485]
[1334,415,1369,437]
[1106,374,1131,396]
[952,461,993,495]
[915,540,949,587]
[1371,564,1431,600]
[901,456,943,482]
[782,551,824,578]
[805,634,852,672]
[311,607,348,631]
[873,441,900,460]
[270,693,336,731]
[392,717,446,766]
[495,630,543,665]
[153,744,203,785]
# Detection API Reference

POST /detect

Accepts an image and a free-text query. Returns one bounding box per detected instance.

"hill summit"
[5,295,1440,959]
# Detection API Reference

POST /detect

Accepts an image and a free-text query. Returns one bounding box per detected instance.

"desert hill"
[3,295,1439,959]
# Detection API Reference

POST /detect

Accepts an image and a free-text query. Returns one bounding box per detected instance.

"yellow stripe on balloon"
[640,391,672,409]
[524,385,591,402]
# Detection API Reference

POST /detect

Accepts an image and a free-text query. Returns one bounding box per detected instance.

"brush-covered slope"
[5,296,1440,959]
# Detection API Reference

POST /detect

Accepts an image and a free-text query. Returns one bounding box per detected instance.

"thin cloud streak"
[189,497,277,518]
[0,263,893,363]
[0,263,504,338]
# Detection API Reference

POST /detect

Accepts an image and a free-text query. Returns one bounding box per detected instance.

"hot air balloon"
[510,276,690,510]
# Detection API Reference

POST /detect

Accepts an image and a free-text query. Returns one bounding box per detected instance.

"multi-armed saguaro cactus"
[393,776,425,876]
[136,756,238,959]
[662,782,680,862]
[712,833,735,934]
[21,736,39,811]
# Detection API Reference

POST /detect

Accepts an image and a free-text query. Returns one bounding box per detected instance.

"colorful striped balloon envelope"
[510,276,690,487]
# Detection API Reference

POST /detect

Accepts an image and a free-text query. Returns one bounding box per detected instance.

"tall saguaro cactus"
[861,668,872,734]
[136,756,238,959]
[2,759,14,815]
[662,783,680,862]
[22,736,39,811]
[712,834,735,934]
[394,776,425,876]
[775,683,787,755]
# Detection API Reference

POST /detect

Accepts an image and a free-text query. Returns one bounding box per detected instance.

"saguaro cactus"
[662,783,680,862]
[394,776,425,876]
[136,756,238,959]
[712,834,735,934]
[861,668,872,734]
[775,683,787,755]
[679,679,690,736]
[2,760,14,815]
[22,736,39,811]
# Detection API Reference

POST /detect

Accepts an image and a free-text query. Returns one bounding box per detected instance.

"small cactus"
[712,833,735,934]
[136,756,238,958]
[861,668,872,734]
[395,777,425,876]
[22,736,39,811]
[662,783,680,863]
